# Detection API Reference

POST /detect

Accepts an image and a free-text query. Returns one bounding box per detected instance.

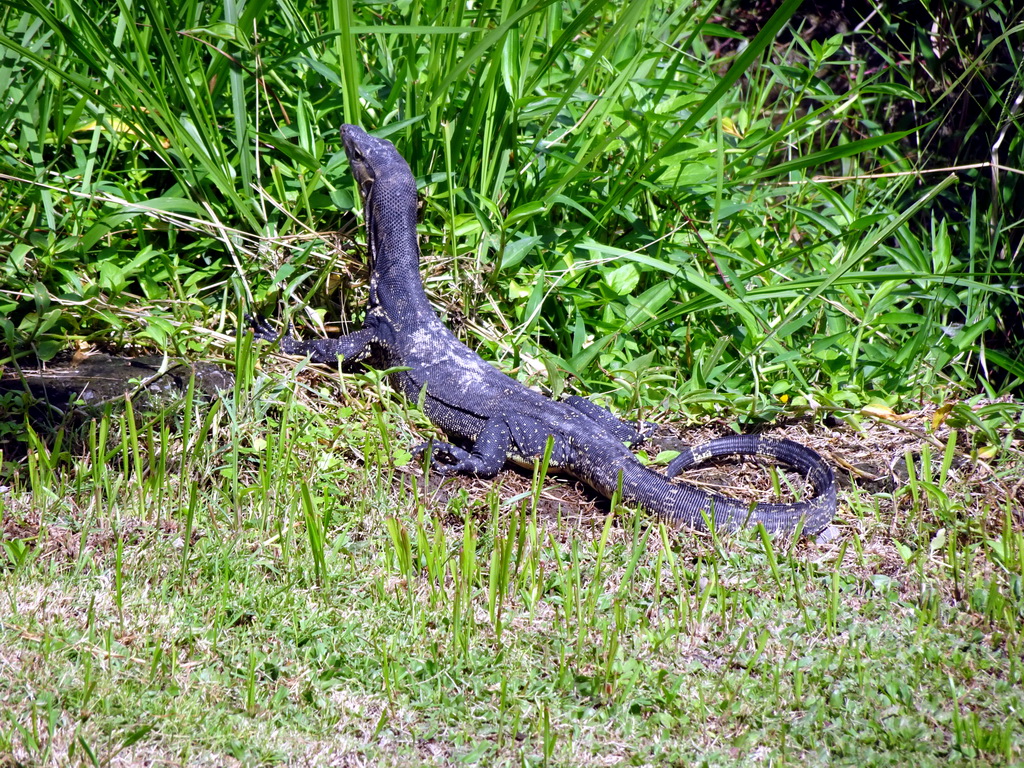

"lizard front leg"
[247,314,378,365]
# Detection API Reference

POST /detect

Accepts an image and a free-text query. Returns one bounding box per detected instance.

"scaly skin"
[249,124,837,535]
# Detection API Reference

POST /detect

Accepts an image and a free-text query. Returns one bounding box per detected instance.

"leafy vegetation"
[1,0,1023,764]
[2,0,1019,406]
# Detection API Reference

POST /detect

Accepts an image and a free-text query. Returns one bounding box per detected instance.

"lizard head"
[340,124,409,203]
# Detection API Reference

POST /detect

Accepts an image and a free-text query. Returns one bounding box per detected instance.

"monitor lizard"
[248,124,836,536]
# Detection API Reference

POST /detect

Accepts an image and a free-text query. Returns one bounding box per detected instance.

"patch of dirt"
[0,508,197,568]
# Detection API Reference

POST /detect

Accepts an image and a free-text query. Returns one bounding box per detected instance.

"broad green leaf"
[603,264,639,295]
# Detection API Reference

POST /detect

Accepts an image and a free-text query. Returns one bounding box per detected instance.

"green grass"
[1,368,1022,765]
[2,0,1024,764]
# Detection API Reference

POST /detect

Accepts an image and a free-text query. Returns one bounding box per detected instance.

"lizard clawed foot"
[246,314,285,342]
[636,420,659,441]
[412,440,475,475]
[245,314,301,353]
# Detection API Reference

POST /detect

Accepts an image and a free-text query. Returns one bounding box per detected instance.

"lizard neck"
[365,178,435,322]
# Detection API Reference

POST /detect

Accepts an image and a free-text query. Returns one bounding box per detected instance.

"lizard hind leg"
[412,421,511,478]
[562,395,655,447]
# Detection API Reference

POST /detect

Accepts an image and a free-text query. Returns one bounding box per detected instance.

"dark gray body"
[250,124,836,535]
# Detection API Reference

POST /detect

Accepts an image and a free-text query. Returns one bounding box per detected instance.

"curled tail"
[619,434,836,536]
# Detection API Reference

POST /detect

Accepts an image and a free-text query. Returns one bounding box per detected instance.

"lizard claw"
[245,314,296,345]
[412,440,473,475]
[637,420,658,439]
[246,313,277,342]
